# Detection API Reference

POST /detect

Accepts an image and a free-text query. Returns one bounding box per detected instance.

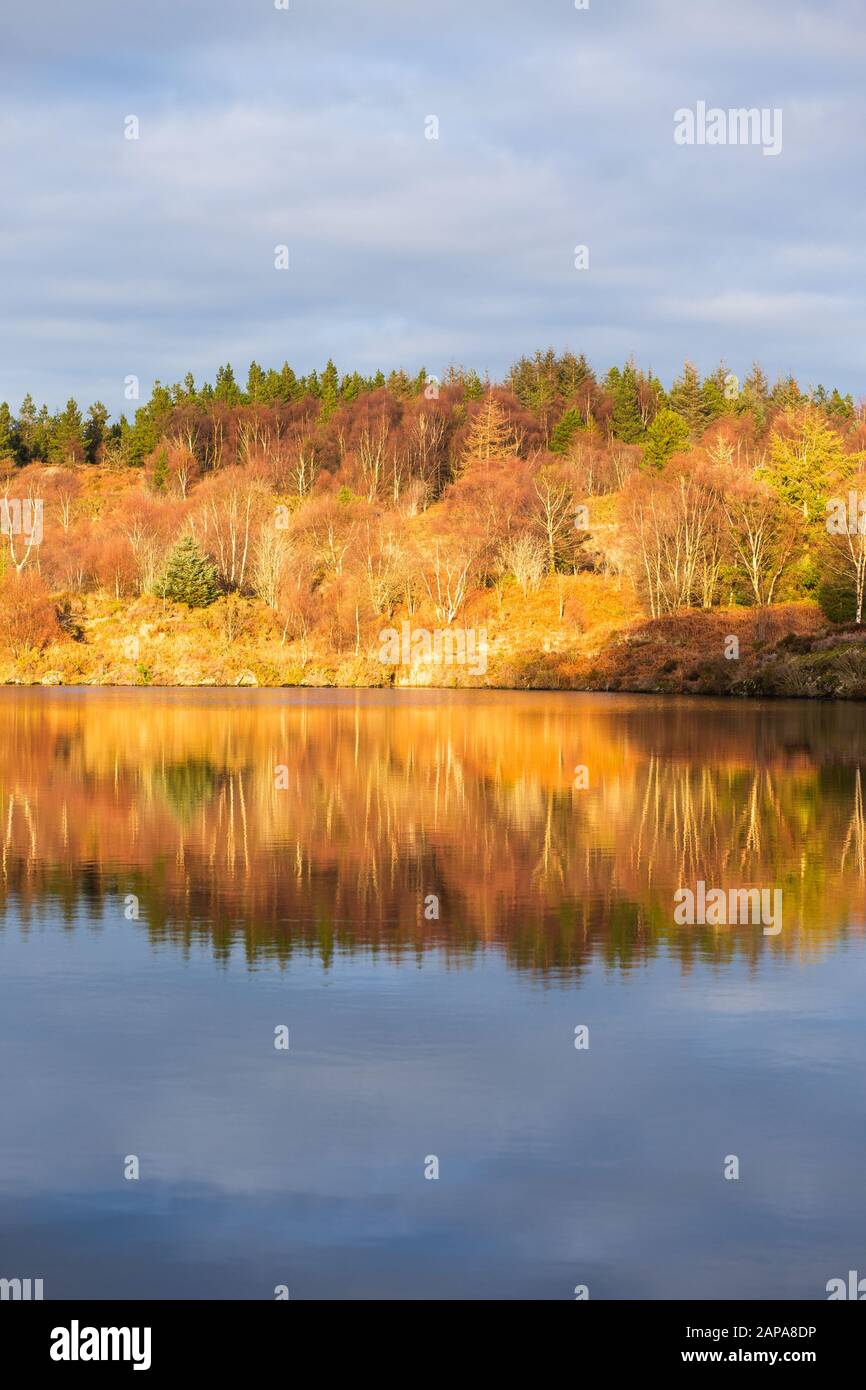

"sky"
[1,0,864,416]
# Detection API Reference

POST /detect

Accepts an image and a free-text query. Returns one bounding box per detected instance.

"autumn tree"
[501,532,546,595]
[532,467,574,572]
[825,470,866,623]
[719,472,799,606]
[251,525,293,609]
[0,571,60,656]
[462,392,517,467]
[620,464,724,616]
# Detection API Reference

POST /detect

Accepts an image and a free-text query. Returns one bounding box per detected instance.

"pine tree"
[214,364,240,405]
[669,361,707,434]
[643,408,689,471]
[49,398,87,466]
[17,394,37,461]
[758,408,847,522]
[557,351,593,397]
[611,361,646,443]
[84,402,109,464]
[157,536,219,607]
[0,402,17,463]
[738,362,770,428]
[386,368,412,399]
[245,361,267,403]
[770,374,804,411]
[320,359,340,418]
[151,448,169,494]
[462,392,517,465]
[550,407,583,454]
[700,363,730,421]
[827,388,854,422]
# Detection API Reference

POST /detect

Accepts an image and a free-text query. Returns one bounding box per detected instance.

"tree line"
[2,349,866,665]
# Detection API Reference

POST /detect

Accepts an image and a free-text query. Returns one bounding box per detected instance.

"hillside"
[2,352,866,695]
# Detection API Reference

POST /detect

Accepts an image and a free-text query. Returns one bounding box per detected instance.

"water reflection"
[2,689,865,974]
[3,690,866,1300]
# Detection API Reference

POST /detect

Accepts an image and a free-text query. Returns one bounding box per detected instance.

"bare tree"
[501,532,547,595]
[251,527,293,609]
[721,475,798,607]
[422,541,476,623]
[825,471,866,623]
[532,469,573,573]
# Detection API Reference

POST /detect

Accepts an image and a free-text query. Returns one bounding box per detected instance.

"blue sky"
[1,0,864,415]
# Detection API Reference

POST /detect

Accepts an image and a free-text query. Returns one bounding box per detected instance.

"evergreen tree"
[127,405,158,467]
[668,361,708,434]
[0,402,17,463]
[151,448,169,494]
[17,394,37,461]
[214,363,240,405]
[319,360,340,418]
[49,398,87,466]
[827,388,855,422]
[550,407,583,454]
[643,408,689,470]
[770,374,804,412]
[610,361,646,443]
[84,402,109,464]
[386,367,412,399]
[758,408,847,522]
[157,535,219,607]
[700,363,731,421]
[557,351,593,397]
[341,372,362,403]
[245,361,267,403]
[738,362,770,428]
[33,404,53,461]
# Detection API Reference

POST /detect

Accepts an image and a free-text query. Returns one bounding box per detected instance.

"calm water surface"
[1,688,864,1300]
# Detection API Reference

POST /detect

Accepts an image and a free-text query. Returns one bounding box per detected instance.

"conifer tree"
[49,399,87,466]
[462,392,517,465]
[668,361,707,434]
[0,402,17,463]
[151,448,169,494]
[245,361,267,403]
[157,535,220,607]
[84,402,109,464]
[320,359,340,418]
[643,408,689,470]
[737,362,770,428]
[550,407,583,454]
[758,408,848,522]
[214,363,240,405]
[610,362,646,443]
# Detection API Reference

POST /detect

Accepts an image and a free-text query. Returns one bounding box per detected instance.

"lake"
[0,688,864,1300]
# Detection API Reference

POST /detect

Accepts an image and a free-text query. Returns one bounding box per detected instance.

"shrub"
[0,570,62,657]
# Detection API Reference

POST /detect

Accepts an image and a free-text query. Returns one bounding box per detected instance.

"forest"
[1,350,866,693]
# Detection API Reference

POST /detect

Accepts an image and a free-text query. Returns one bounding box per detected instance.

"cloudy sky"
[1,0,864,416]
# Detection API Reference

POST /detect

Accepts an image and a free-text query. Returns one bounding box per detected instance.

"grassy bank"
[4,581,866,698]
